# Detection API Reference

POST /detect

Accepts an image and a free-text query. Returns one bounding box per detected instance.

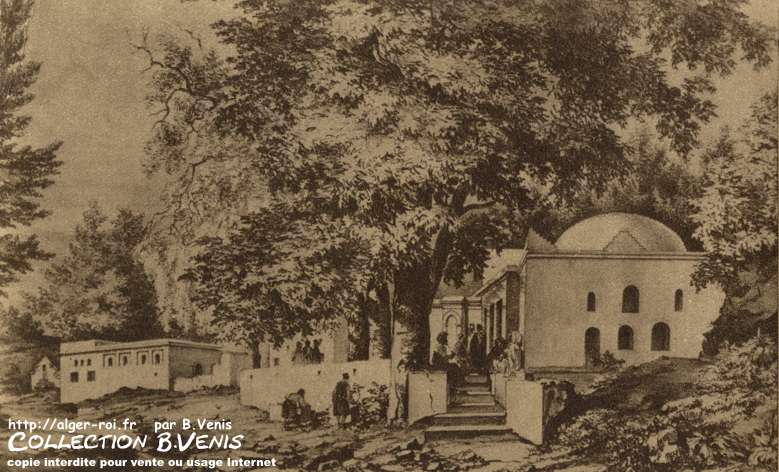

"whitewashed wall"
[240,359,391,419]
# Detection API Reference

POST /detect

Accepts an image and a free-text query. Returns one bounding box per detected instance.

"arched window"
[651,323,670,351]
[586,292,596,312]
[192,363,203,376]
[622,285,639,313]
[107,358,113,367]
[674,289,683,312]
[618,325,634,350]
[154,353,161,364]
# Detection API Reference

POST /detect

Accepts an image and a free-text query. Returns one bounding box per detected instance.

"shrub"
[349,381,389,429]
[557,335,777,471]
[599,350,625,371]
[2,364,31,395]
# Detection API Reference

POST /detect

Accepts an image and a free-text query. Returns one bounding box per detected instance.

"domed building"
[430,213,725,369]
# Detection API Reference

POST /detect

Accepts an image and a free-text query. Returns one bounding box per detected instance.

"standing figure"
[431,332,451,369]
[469,325,486,373]
[454,331,468,369]
[432,332,460,396]
[291,341,304,365]
[332,373,351,428]
[302,339,313,364]
[312,339,324,363]
[506,332,522,374]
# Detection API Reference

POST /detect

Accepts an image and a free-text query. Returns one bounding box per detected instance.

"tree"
[529,130,704,249]
[0,0,62,295]
[0,305,45,342]
[183,205,371,366]
[23,203,162,341]
[141,0,772,367]
[691,90,778,353]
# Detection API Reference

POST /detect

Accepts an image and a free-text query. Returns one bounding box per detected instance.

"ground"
[4,356,756,471]
[0,386,606,472]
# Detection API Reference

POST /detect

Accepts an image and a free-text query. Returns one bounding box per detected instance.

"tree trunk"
[391,224,454,369]
[249,342,262,368]
[349,294,373,361]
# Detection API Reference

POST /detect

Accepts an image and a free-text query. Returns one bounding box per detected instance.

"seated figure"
[282,388,312,428]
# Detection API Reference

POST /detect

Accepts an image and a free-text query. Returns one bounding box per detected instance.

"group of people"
[282,373,354,429]
[432,324,524,378]
[487,332,524,375]
[291,338,324,364]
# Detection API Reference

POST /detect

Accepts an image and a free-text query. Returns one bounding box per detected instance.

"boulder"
[317,459,340,472]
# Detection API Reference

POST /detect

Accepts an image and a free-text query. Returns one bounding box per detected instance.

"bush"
[2,364,31,395]
[557,335,777,471]
[350,381,389,429]
[599,350,625,371]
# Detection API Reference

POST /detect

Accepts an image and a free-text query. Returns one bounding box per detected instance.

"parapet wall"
[239,359,391,419]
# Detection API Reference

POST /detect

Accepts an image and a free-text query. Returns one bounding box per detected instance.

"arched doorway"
[585,327,600,368]
[651,323,671,351]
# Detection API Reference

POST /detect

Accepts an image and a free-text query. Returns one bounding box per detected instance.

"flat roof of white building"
[60,338,247,355]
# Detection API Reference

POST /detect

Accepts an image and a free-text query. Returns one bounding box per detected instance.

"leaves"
[184,204,373,348]
[20,204,161,341]
[0,0,63,293]
[692,90,778,290]
[141,0,772,364]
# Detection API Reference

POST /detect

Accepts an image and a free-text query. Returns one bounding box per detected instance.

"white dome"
[555,213,686,253]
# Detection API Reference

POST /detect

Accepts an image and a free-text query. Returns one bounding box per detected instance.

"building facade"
[431,213,725,369]
[59,339,250,403]
[30,355,59,389]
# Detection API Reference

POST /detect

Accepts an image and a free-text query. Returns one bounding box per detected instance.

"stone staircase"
[423,373,515,441]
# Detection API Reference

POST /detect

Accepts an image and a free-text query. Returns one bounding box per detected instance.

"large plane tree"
[141,0,772,367]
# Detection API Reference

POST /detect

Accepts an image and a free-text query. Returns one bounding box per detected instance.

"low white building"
[60,338,251,403]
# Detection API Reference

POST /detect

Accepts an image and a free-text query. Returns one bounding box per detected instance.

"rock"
[342,459,359,468]
[318,460,340,471]
[234,450,266,459]
[395,450,414,461]
[278,445,295,455]
[404,438,422,450]
[263,434,275,442]
[291,442,307,453]
[254,442,278,453]
[369,454,396,467]
[381,466,405,472]
[425,462,440,471]
[314,439,334,449]
[353,448,373,460]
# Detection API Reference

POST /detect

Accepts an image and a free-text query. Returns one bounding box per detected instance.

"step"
[431,411,506,426]
[447,403,504,414]
[464,382,490,390]
[453,393,495,404]
[465,374,488,383]
[455,385,491,394]
[463,378,490,384]
[424,425,515,441]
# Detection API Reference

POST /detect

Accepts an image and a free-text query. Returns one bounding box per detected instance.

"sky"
[3,0,778,306]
